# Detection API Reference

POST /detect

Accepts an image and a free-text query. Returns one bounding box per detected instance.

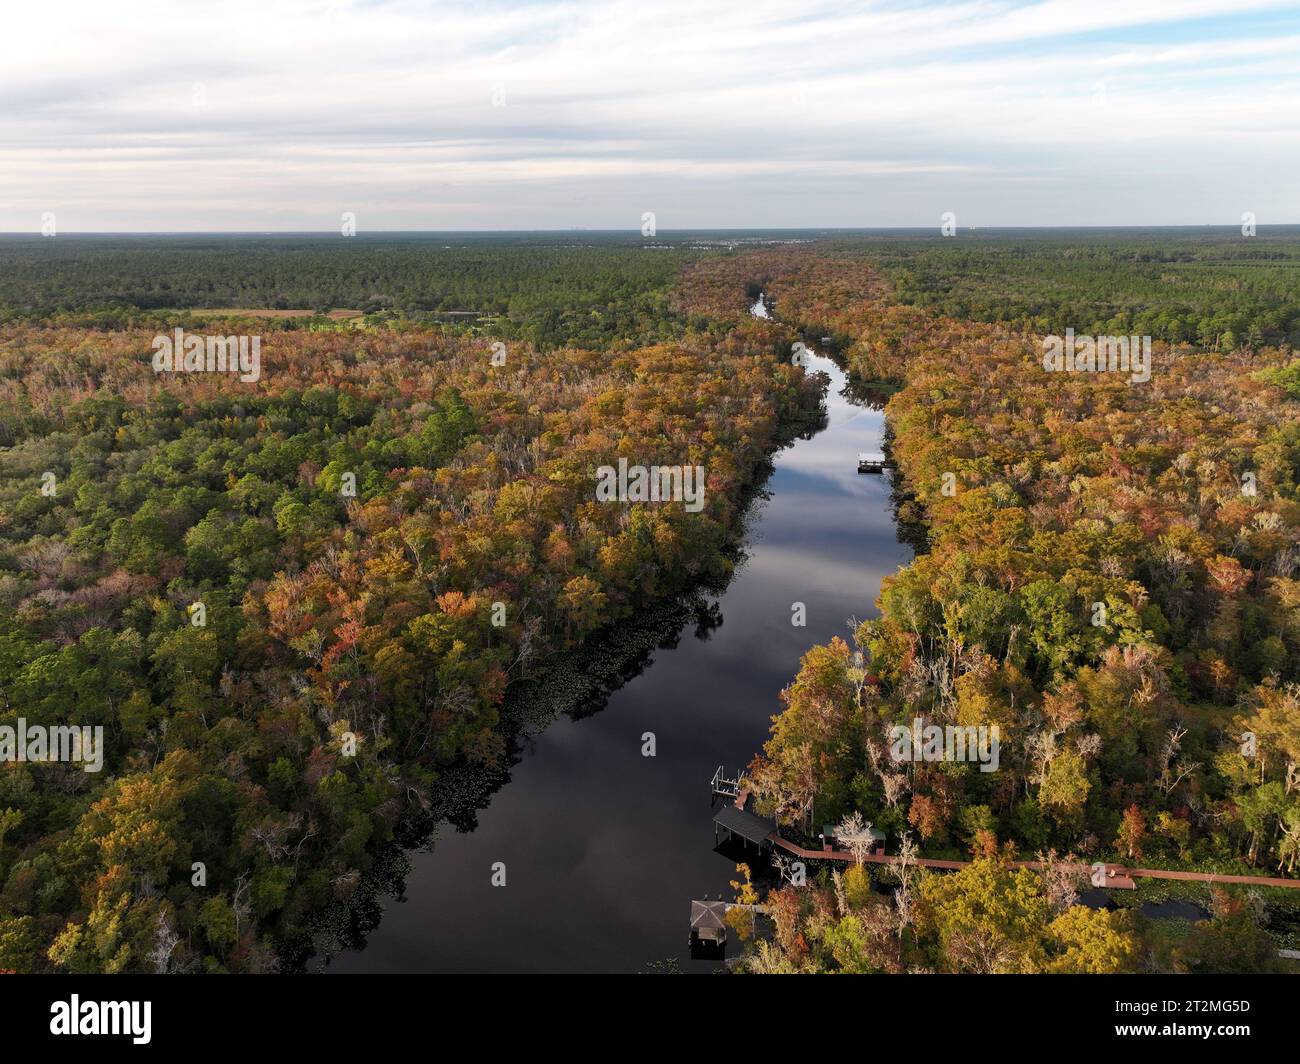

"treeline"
[0,302,817,971]
[847,233,1300,351]
[0,235,704,351]
[690,247,1300,972]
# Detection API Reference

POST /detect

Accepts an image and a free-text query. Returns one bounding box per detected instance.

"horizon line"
[3,223,1300,237]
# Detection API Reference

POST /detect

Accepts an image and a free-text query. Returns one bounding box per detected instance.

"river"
[327,297,913,972]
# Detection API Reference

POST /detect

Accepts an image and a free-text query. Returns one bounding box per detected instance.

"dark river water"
[328,302,913,972]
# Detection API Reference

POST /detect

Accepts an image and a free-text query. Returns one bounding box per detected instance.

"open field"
[188,308,363,320]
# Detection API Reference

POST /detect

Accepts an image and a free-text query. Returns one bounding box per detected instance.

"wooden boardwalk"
[767,833,1300,891]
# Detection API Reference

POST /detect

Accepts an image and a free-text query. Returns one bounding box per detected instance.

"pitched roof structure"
[690,900,728,932]
[713,802,776,846]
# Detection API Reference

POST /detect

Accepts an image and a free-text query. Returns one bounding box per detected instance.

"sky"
[3,0,1299,231]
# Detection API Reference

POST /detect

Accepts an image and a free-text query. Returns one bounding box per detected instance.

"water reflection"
[324,321,913,973]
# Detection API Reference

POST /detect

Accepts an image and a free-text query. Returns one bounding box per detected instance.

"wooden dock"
[766,832,1300,890]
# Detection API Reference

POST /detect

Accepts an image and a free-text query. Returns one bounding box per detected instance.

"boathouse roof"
[713,802,777,846]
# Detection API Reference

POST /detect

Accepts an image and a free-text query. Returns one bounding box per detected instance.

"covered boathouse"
[712,796,777,852]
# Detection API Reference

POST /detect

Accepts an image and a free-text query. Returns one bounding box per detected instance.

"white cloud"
[2,0,1297,228]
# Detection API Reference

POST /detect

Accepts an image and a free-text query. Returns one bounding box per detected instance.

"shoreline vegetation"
[0,243,823,973]
[690,247,1300,973]
[298,361,826,971]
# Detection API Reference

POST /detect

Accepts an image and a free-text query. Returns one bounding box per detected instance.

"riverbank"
[319,314,912,971]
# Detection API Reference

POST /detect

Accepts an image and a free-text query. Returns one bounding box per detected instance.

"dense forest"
[4,232,1300,975]
[0,257,820,971]
[0,234,717,351]
[855,230,1300,351]
[680,247,1300,973]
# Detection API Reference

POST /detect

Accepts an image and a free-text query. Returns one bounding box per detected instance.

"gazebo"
[689,900,729,949]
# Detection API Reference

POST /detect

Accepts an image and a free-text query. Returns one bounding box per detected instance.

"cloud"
[2,0,1298,228]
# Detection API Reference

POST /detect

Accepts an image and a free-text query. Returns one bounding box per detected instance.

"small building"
[689,900,729,950]
[823,823,887,853]
[713,801,777,852]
